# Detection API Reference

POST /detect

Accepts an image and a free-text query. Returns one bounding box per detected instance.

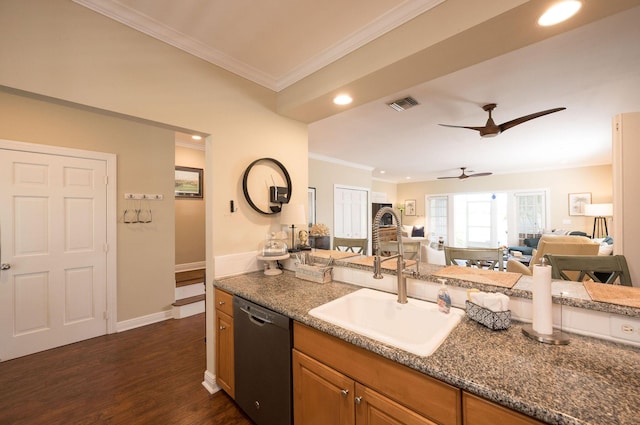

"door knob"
[0,264,10,270]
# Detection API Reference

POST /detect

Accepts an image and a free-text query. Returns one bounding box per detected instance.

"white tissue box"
[466,301,511,330]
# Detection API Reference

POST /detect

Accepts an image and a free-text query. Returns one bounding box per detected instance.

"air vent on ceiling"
[387,96,419,112]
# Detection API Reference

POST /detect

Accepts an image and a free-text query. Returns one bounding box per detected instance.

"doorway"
[0,140,116,361]
[333,185,370,252]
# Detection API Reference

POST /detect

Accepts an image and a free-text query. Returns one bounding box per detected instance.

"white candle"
[532,264,553,334]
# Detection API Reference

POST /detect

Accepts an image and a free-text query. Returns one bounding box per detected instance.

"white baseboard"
[202,369,220,394]
[116,309,173,332]
[175,261,206,272]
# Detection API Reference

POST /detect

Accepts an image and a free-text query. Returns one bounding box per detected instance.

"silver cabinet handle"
[219,325,226,330]
[355,396,362,405]
[340,389,349,397]
[0,264,10,270]
[218,300,225,305]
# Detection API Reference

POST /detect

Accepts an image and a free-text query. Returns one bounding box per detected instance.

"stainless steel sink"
[308,288,464,356]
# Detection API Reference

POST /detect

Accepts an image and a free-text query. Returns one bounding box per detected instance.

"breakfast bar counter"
[215,270,640,425]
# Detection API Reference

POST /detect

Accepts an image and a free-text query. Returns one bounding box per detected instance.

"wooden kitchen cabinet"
[355,383,438,425]
[293,322,460,425]
[293,350,437,425]
[462,392,544,425]
[293,350,355,425]
[215,288,234,398]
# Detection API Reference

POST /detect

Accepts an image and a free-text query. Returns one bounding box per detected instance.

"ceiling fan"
[437,167,492,180]
[439,103,566,137]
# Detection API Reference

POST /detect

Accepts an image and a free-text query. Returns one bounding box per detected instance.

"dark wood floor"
[0,313,253,425]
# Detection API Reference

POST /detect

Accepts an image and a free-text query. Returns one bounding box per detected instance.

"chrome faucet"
[372,207,409,304]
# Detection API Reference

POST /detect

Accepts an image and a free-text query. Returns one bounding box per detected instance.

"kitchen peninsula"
[215,259,640,425]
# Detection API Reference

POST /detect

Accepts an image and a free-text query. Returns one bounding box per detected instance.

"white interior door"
[333,186,369,238]
[0,149,108,361]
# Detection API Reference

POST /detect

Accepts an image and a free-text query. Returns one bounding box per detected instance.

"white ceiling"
[74,1,640,182]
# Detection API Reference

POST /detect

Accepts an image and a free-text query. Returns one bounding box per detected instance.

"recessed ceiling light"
[380,170,386,174]
[405,176,411,180]
[538,1,581,26]
[333,94,353,105]
[192,135,202,140]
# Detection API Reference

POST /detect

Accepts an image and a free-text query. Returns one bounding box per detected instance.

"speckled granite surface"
[215,270,640,425]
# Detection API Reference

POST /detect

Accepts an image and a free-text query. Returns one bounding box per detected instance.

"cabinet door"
[215,310,234,397]
[355,383,438,425]
[463,392,543,425]
[293,349,355,425]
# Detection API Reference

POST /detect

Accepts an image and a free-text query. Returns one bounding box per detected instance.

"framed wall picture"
[175,166,203,198]
[308,187,316,226]
[405,199,416,216]
[568,192,591,216]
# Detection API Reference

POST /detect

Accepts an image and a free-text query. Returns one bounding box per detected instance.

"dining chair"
[544,254,632,286]
[333,237,368,255]
[444,246,504,271]
[378,240,422,261]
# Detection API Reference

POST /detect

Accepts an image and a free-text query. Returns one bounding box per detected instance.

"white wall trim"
[0,138,118,334]
[116,309,173,332]
[202,369,220,394]
[175,261,206,272]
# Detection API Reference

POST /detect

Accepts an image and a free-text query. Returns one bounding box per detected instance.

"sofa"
[506,234,600,275]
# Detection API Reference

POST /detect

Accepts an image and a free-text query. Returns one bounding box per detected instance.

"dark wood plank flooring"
[0,313,253,425]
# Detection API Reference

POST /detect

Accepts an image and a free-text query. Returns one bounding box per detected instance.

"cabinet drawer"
[462,392,544,425]
[214,288,233,316]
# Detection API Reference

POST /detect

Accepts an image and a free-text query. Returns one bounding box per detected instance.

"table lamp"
[280,203,306,252]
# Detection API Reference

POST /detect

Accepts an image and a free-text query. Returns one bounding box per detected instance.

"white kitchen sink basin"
[308,288,465,356]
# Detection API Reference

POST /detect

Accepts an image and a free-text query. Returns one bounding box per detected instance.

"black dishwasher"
[233,296,292,425]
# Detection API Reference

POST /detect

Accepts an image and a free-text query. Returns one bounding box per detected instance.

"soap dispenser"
[437,278,451,314]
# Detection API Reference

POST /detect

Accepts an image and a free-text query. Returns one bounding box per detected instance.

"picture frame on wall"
[405,199,416,216]
[308,187,316,227]
[175,166,203,198]
[568,192,591,216]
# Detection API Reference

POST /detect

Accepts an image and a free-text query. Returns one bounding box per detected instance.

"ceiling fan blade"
[498,107,566,133]
[436,176,462,179]
[468,172,493,177]
[438,124,487,133]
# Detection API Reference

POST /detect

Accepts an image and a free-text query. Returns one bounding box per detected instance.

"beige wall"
[0,0,308,261]
[396,165,613,234]
[372,180,399,205]
[0,0,310,364]
[309,158,372,237]
[175,146,206,266]
[0,90,176,322]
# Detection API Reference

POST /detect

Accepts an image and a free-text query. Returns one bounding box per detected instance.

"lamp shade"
[583,203,613,217]
[280,203,306,225]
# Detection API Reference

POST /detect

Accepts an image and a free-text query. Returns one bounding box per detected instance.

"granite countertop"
[215,270,640,425]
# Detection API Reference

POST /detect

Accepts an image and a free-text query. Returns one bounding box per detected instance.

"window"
[453,193,507,248]
[427,190,547,248]
[514,191,546,244]
[426,195,448,243]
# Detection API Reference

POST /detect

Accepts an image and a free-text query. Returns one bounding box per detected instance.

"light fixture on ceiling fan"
[439,103,566,138]
[437,167,492,180]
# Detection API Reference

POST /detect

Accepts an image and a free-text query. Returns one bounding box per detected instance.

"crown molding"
[73,0,445,92]
[308,152,374,171]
